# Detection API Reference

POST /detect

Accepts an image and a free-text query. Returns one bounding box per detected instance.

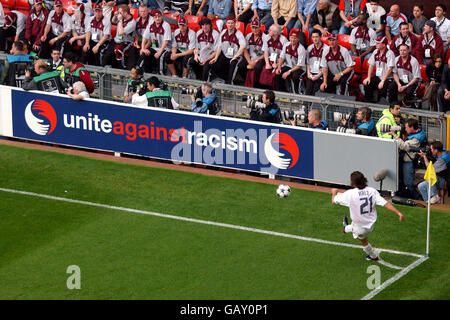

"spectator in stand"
[102,4,136,69]
[252,0,273,27]
[189,0,209,17]
[320,33,355,96]
[408,4,427,39]
[389,22,418,57]
[237,18,268,87]
[165,17,196,78]
[264,0,298,36]
[24,0,50,53]
[293,0,318,34]
[67,0,90,58]
[430,4,450,53]
[61,51,95,94]
[81,3,111,66]
[138,9,171,74]
[275,29,306,93]
[0,11,27,52]
[305,29,328,95]
[262,24,288,86]
[127,4,152,69]
[390,43,421,108]
[310,0,340,37]
[234,0,254,26]
[385,4,407,41]
[189,18,219,80]
[39,0,72,59]
[164,0,189,17]
[207,16,246,84]
[102,0,116,21]
[437,55,450,113]
[338,0,367,35]
[207,0,233,32]
[363,0,386,37]
[422,54,444,111]
[414,20,444,65]
[349,13,376,60]
[363,35,395,103]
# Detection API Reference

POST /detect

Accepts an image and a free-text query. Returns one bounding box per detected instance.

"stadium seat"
[303,28,310,46]
[0,0,15,9]
[185,14,200,32]
[419,64,428,82]
[321,35,329,46]
[130,7,138,20]
[338,34,351,50]
[110,24,117,38]
[16,8,29,16]
[282,27,287,38]
[349,56,362,87]
[15,0,30,10]
[163,11,179,21]
[352,56,362,73]
[235,21,244,34]
[362,57,374,78]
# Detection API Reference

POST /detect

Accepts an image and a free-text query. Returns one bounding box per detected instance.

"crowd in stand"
[0,0,449,111]
[0,0,448,202]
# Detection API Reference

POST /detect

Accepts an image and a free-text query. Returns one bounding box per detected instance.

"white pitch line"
[0,187,424,260]
[361,255,429,300]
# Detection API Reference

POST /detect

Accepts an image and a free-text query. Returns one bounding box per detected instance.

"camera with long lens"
[129,78,145,95]
[410,145,434,169]
[181,87,199,95]
[379,123,403,133]
[244,95,267,110]
[282,105,308,126]
[333,110,357,126]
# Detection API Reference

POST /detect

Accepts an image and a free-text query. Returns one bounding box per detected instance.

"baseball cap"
[92,3,102,10]
[178,17,187,25]
[226,15,236,22]
[376,35,388,45]
[328,34,338,40]
[250,18,260,27]
[152,9,162,17]
[54,0,63,6]
[290,30,300,38]
[34,0,43,4]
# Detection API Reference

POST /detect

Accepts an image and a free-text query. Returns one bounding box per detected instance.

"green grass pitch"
[0,143,449,299]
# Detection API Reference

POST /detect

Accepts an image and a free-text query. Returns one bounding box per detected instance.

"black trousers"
[136,47,169,74]
[164,50,194,76]
[324,71,354,95]
[0,27,18,52]
[207,52,242,84]
[275,66,304,94]
[387,80,420,106]
[305,74,323,96]
[437,86,450,113]
[38,32,69,59]
[102,41,134,69]
[80,39,109,66]
[364,76,393,103]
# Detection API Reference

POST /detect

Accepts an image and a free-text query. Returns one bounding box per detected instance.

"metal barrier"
[0,53,447,144]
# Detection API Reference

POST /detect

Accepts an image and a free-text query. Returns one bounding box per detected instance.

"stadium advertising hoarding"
[0,86,398,190]
[7,89,314,179]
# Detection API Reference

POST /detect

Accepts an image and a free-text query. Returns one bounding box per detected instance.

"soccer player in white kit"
[331,171,404,261]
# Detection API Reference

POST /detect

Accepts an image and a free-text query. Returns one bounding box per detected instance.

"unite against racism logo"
[264,132,299,170]
[24,99,57,135]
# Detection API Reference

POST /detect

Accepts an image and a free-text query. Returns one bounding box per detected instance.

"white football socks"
[363,243,378,259]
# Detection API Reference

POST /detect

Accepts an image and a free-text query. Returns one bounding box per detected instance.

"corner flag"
[424,161,437,186]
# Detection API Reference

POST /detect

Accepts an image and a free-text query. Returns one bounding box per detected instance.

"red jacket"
[65,63,95,94]
[25,7,49,46]
[414,32,444,64]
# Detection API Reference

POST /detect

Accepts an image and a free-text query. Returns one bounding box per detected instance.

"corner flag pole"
[426,179,431,257]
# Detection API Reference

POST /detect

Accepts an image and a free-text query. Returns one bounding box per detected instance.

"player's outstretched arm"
[384,202,405,222]
[331,188,339,204]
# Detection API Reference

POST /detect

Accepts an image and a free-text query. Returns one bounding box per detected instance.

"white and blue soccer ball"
[276,184,291,198]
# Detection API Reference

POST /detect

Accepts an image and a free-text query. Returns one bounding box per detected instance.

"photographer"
[376,102,401,139]
[123,66,144,103]
[249,90,280,123]
[0,40,32,87]
[417,141,450,204]
[190,82,220,115]
[23,58,66,94]
[66,81,90,101]
[336,106,375,135]
[307,108,328,130]
[132,76,179,110]
[390,118,426,200]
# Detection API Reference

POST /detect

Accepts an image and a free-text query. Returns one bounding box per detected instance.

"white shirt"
[0,3,5,28]
[431,17,450,43]
[334,186,387,229]
[47,10,73,35]
[142,20,172,51]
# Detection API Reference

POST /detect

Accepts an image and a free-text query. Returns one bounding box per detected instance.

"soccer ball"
[276,184,291,198]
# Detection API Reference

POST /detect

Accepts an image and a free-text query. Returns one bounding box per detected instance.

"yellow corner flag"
[424,161,437,186]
